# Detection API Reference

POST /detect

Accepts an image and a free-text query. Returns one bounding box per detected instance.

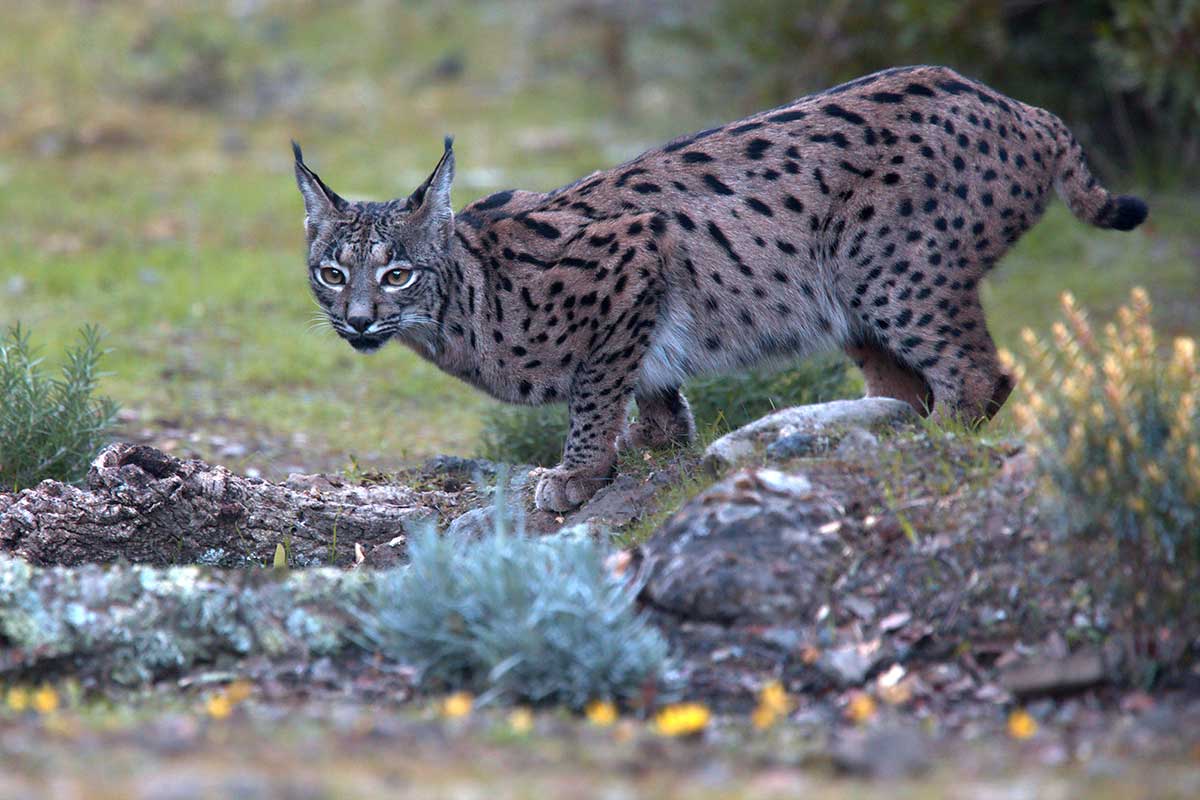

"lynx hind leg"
[619,386,697,451]
[864,289,1010,427]
[845,340,933,416]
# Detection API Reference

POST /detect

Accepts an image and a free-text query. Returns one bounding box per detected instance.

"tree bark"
[0,556,365,685]
[0,443,439,567]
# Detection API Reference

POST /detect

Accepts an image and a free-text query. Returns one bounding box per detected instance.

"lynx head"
[293,137,456,353]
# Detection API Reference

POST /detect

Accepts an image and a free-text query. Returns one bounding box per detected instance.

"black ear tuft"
[293,141,348,217]
[443,134,454,153]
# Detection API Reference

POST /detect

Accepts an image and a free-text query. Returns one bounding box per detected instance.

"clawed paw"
[533,465,613,512]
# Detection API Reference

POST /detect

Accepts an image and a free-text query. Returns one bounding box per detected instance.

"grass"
[0,2,1195,474]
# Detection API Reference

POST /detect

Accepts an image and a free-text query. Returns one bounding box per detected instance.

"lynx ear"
[407,136,456,247]
[292,141,348,231]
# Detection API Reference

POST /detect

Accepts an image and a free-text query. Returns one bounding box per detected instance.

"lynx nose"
[347,315,373,334]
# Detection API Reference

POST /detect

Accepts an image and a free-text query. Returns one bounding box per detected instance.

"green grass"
[0,2,1195,472]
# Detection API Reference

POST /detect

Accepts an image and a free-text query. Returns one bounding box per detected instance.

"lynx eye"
[380,266,417,290]
[318,266,345,287]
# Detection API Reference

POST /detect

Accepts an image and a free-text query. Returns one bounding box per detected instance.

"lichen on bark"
[0,556,366,685]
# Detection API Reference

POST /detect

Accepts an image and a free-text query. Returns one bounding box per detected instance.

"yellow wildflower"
[844,691,877,724]
[5,686,29,713]
[32,685,59,714]
[440,691,473,718]
[751,680,792,730]
[205,693,233,720]
[225,679,253,704]
[758,681,791,716]
[507,707,533,735]
[1007,708,1038,740]
[585,699,618,727]
[654,702,711,737]
[751,704,779,731]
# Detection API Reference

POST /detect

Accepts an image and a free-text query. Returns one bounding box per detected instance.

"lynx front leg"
[534,363,637,512]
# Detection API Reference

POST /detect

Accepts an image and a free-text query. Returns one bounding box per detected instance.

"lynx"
[294,65,1147,512]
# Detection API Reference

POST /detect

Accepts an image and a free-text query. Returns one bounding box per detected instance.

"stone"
[765,431,827,460]
[704,398,917,468]
[563,470,677,530]
[830,726,932,778]
[640,467,845,624]
[999,646,1121,697]
[816,643,883,687]
[443,466,537,539]
[834,427,880,458]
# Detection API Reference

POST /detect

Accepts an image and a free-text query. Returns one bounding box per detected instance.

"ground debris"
[0,443,436,567]
[999,644,1123,698]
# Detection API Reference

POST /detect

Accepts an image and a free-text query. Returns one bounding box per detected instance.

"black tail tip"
[1110,195,1148,231]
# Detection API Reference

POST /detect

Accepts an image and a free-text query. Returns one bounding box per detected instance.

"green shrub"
[1005,288,1200,664]
[0,324,119,492]
[477,356,854,464]
[685,353,854,435]
[477,402,570,466]
[354,525,669,708]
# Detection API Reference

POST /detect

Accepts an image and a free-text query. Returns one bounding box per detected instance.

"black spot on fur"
[745,197,774,217]
[516,215,560,239]
[766,110,807,123]
[473,190,514,211]
[703,174,736,195]
[822,103,865,125]
[730,121,765,135]
[744,138,773,160]
[615,168,648,187]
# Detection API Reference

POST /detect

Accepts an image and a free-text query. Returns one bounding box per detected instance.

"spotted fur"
[294,65,1148,511]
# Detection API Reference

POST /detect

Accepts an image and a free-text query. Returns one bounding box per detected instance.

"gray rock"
[422,454,500,477]
[830,726,932,778]
[765,431,826,460]
[443,506,496,540]
[704,398,917,468]
[834,427,880,458]
[562,470,676,531]
[444,467,535,539]
[816,644,882,687]
[999,645,1122,697]
[640,468,845,624]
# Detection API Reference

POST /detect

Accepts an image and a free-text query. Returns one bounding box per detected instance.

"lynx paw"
[617,395,696,452]
[617,416,696,451]
[534,465,613,512]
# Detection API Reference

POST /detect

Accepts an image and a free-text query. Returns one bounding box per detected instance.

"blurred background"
[0,0,1196,476]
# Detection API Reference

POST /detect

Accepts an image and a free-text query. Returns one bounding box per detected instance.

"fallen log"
[0,556,364,685]
[0,443,440,567]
